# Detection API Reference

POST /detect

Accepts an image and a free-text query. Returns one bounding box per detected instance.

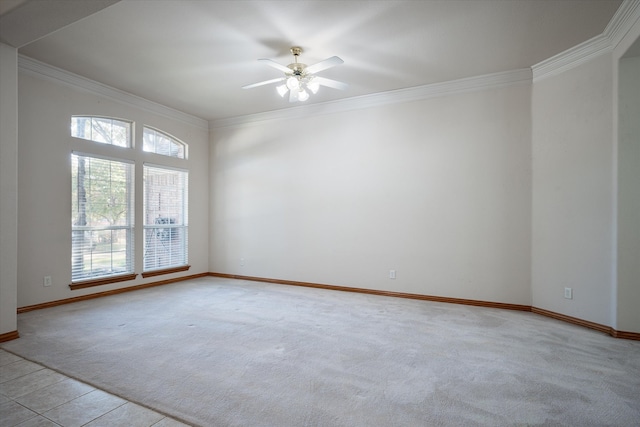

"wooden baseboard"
[530,306,611,334]
[609,329,640,340]
[208,272,531,311]
[530,307,640,341]
[14,271,639,342]
[211,272,640,341]
[17,273,209,314]
[0,330,19,343]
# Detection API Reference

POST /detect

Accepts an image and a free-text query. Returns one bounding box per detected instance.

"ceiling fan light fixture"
[243,46,347,103]
[289,88,299,102]
[307,78,320,94]
[276,84,288,97]
[286,76,300,90]
[297,89,310,102]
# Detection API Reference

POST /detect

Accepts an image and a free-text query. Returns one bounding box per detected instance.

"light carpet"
[2,277,639,426]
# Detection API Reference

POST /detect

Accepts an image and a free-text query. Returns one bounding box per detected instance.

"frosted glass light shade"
[276,84,288,97]
[286,76,299,90]
[307,80,320,94]
[297,89,309,101]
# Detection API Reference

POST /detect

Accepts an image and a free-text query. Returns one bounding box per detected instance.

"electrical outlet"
[564,287,572,299]
[389,269,396,279]
[240,258,245,267]
[43,276,52,287]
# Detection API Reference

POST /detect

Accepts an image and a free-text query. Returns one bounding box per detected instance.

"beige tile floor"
[0,349,191,427]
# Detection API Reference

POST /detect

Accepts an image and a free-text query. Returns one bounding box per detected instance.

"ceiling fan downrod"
[288,46,306,76]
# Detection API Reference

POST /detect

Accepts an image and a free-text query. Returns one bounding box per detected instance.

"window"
[71,116,132,148]
[71,154,134,283]
[70,116,189,287]
[143,165,188,272]
[143,127,186,159]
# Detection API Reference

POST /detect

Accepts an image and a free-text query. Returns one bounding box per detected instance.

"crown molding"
[531,34,612,82]
[17,53,530,132]
[210,68,532,129]
[532,0,640,82]
[19,2,637,130]
[604,0,640,48]
[18,55,209,130]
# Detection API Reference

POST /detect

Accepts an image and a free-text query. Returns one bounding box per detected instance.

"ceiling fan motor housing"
[288,47,305,76]
[287,63,306,76]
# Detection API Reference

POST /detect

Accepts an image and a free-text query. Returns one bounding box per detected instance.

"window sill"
[141,265,191,278]
[70,273,137,290]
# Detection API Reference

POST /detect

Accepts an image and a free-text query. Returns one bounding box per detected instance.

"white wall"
[614,11,640,332]
[617,56,640,332]
[210,84,532,305]
[531,54,615,326]
[17,72,209,308]
[0,42,18,335]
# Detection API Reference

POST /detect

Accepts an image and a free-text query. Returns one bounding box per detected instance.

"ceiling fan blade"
[242,77,285,89]
[314,76,349,90]
[258,58,292,74]
[305,56,344,74]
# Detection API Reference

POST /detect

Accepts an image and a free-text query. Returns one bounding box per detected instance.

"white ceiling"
[2,0,623,121]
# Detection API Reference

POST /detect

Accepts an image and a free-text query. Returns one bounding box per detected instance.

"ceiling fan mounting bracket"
[290,46,303,57]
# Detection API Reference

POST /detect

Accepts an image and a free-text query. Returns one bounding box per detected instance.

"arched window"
[69,115,190,289]
[143,127,187,159]
[71,116,132,148]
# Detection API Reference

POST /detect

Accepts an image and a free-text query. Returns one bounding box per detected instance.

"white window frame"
[71,152,135,285]
[71,116,133,148]
[142,126,187,159]
[142,163,189,274]
[70,115,191,287]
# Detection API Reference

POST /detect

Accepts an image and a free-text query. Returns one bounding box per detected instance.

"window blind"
[143,165,188,271]
[71,154,135,282]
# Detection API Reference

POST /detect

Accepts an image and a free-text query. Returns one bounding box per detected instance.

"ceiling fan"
[242,47,348,103]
